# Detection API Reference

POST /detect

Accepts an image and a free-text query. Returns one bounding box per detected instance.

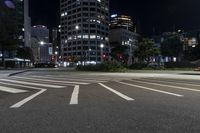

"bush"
[76,61,127,72]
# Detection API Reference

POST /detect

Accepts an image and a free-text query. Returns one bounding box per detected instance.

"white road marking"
[132,79,200,92]
[118,81,183,97]
[10,89,46,108]
[31,75,108,83]
[69,85,79,105]
[98,83,134,101]
[0,81,45,90]
[0,86,28,93]
[0,79,65,88]
[13,76,89,85]
[140,79,200,87]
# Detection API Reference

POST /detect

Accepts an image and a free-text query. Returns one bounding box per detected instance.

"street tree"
[134,38,160,64]
[161,36,184,61]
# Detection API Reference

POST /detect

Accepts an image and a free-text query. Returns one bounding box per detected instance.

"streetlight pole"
[128,39,133,65]
[88,48,91,62]
[100,44,104,63]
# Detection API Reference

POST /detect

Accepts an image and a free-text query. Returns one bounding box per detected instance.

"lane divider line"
[132,79,200,92]
[98,83,134,101]
[137,79,200,88]
[13,76,89,85]
[69,85,79,105]
[0,86,28,93]
[10,89,46,108]
[0,79,65,88]
[118,81,184,97]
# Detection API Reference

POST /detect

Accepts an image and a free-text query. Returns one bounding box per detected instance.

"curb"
[8,70,31,77]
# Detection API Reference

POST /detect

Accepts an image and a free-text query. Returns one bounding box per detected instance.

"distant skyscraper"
[110,14,134,32]
[60,0,110,63]
[31,25,51,63]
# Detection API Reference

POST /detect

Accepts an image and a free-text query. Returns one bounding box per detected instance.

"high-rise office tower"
[13,0,31,47]
[60,0,110,63]
[110,14,134,32]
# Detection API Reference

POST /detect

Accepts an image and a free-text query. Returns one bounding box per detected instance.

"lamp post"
[88,48,91,62]
[100,44,104,63]
[128,39,133,65]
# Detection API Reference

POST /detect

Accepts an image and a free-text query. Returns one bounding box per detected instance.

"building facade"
[31,25,51,63]
[60,0,110,64]
[110,14,135,32]
[12,0,31,47]
[109,14,138,65]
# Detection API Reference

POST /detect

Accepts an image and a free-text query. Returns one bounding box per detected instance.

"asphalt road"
[1,69,200,133]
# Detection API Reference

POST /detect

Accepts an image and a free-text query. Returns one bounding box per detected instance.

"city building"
[31,25,52,63]
[50,27,61,63]
[110,14,135,32]
[0,0,31,68]
[12,0,31,47]
[109,14,138,65]
[60,0,110,64]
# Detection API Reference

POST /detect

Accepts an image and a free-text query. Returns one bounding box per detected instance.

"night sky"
[29,0,200,35]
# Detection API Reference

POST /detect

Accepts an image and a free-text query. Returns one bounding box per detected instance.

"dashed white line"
[0,79,65,88]
[0,86,28,93]
[98,83,134,101]
[118,81,184,97]
[69,85,79,105]
[10,89,46,108]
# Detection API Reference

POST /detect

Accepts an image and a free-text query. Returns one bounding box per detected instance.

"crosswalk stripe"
[69,85,79,105]
[118,81,184,97]
[0,79,65,88]
[13,76,90,85]
[0,86,28,93]
[98,83,134,101]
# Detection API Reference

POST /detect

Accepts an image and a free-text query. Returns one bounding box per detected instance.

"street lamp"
[75,25,79,30]
[128,39,133,65]
[100,44,104,63]
[39,41,45,46]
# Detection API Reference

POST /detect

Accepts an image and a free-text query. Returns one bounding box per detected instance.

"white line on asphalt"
[31,75,108,83]
[0,86,28,93]
[0,79,65,88]
[139,79,200,87]
[69,85,79,105]
[98,83,134,101]
[0,81,45,90]
[118,81,183,97]
[10,89,46,108]
[13,76,90,85]
[132,80,200,92]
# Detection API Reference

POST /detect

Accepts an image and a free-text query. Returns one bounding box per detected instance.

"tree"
[161,36,184,61]
[134,38,160,64]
